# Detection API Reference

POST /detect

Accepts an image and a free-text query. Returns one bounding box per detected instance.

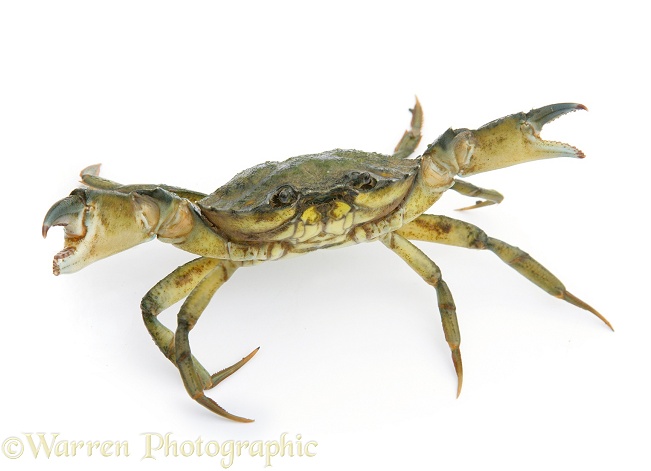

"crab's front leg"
[381,232,463,396]
[44,184,259,421]
[450,179,504,210]
[141,256,259,393]
[172,260,258,422]
[141,258,261,421]
[396,214,613,330]
[141,257,220,375]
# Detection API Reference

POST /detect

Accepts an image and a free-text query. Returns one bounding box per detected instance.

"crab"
[43,99,612,422]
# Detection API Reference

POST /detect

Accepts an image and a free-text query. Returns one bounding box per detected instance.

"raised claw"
[43,188,156,275]
[459,102,588,176]
[43,192,89,275]
[422,103,588,180]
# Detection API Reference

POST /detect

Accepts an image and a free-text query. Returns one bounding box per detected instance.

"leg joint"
[471,230,489,249]
[424,267,442,287]
[140,295,159,318]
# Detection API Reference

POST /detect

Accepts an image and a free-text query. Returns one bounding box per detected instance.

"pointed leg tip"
[595,313,614,331]
[219,407,255,423]
[195,395,255,423]
[450,347,463,398]
[563,291,613,331]
[208,346,261,388]
[455,200,498,211]
[234,416,255,424]
[455,367,463,398]
[244,346,261,361]
[221,412,256,423]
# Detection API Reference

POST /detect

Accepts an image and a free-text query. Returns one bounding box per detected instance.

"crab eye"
[269,185,298,207]
[347,171,377,191]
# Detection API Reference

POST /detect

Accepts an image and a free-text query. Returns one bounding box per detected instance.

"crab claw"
[423,103,587,179]
[464,102,587,176]
[43,189,156,275]
[527,103,587,133]
[42,191,87,240]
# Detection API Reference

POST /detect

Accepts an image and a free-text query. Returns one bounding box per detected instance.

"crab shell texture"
[200,150,420,248]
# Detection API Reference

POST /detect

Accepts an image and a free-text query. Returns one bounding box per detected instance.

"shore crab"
[43,99,612,421]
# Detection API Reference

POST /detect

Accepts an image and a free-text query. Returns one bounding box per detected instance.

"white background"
[1,1,649,470]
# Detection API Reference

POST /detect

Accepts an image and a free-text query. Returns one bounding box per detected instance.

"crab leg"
[396,215,613,330]
[392,97,423,159]
[381,232,463,397]
[142,257,258,421]
[451,179,504,210]
[174,260,258,422]
[80,164,208,202]
[141,257,221,388]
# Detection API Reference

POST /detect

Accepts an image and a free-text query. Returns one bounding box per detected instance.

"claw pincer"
[42,191,86,239]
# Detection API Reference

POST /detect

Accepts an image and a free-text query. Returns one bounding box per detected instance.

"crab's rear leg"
[173,260,258,422]
[381,232,463,396]
[392,97,423,159]
[396,215,613,330]
[451,179,504,211]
